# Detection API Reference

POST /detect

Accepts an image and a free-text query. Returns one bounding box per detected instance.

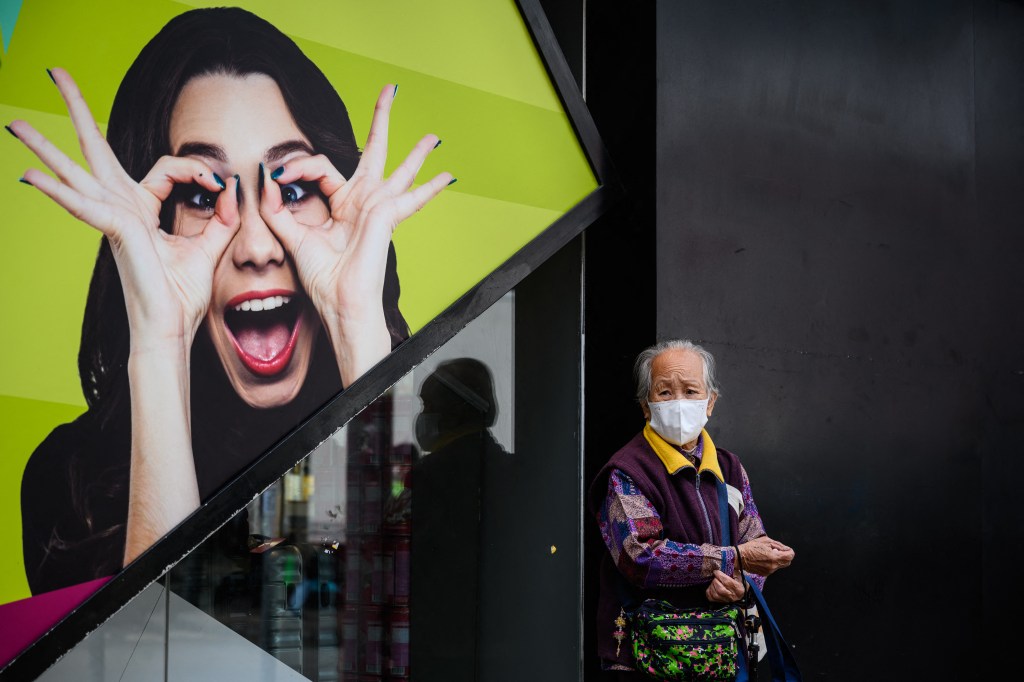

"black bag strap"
[720,477,802,682]
[743,576,802,682]
[717,478,731,563]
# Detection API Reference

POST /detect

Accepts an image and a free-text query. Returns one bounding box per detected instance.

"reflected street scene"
[169,294,515,681]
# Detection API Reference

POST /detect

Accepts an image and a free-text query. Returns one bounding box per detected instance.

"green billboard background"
[0,0,595,606]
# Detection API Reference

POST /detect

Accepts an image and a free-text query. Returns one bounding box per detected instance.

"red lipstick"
[223,289,302,377]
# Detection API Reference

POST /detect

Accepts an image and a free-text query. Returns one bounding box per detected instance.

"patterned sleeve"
[597,468,738,589]
[735,463,767,590]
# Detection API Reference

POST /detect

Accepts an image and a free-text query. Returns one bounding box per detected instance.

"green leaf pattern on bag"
[630,599,741,681]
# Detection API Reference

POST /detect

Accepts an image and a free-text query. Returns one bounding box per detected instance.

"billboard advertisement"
[0,0,601,670]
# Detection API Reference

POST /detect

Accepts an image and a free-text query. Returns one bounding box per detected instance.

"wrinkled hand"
[706,570,745,603]
[258,84,452,386]
[738,535,795,576]
[9,68,239,352]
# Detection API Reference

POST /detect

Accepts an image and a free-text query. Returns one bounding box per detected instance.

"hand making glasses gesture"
[259,84,454,386]
[8,68,452,564]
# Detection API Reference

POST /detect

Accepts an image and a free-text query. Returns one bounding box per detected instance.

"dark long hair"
[69,7,409,544]
[23,7,411,594]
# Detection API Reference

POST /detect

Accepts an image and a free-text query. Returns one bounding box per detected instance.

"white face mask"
[648,398,709,447]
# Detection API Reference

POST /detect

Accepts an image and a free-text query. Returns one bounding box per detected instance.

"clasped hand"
[706,535,795,603]
[737,535,795,576]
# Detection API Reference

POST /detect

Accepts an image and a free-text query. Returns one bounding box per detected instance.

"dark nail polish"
[4,125,17,139]
[258,162,265,192]
[46,68,55,84]
[434,139,442,149]
[213,173,225,189]
[393,84,399,97]
[270,165,285,180]
[447,177,458,186]
[19,177,32,186]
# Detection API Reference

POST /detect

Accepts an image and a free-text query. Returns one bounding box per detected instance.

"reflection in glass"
[168,295,514,681]
[409,358,509,681]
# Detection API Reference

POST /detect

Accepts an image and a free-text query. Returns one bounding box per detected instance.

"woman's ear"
[706,392,718,417]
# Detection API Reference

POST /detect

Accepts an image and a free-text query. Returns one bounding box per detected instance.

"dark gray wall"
[476,237,585,681]
[656,0,1023,678]
[575,2,657,680]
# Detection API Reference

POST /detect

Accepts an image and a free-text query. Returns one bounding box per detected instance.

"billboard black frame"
[0,0,620,678]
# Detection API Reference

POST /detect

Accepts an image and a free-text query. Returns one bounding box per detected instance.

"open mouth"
[224,290,303,377]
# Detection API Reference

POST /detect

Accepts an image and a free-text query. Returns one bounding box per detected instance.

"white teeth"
[233,295,291,313]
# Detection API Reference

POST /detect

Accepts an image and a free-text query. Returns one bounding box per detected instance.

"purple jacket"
[587,430,754,666]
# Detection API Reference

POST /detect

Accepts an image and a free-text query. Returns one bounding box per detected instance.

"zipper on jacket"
[695,474,714,543]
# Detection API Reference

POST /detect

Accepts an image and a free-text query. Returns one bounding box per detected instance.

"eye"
[174,184,219,212]
[281,181,313,205]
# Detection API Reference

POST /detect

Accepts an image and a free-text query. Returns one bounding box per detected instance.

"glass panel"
[167,293,514,681]
[35,582,167,681]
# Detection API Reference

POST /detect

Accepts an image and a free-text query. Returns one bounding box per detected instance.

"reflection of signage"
[284,463,314,503]
[0,0,608,674]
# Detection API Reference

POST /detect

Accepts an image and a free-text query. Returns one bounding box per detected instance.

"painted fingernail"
[393,84,399,97]
[433,139,442,149]
[258,162,265,192]
[270,165,285,180]
[4,125,17,139]
[46,68,56,84]
[19,177,32,186]
[212,173,226,189]
[447,177,457,186]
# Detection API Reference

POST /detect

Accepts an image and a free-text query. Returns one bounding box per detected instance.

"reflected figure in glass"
[410,358,509,681]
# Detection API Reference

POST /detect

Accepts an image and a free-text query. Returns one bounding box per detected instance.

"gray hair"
[634,339,721,406]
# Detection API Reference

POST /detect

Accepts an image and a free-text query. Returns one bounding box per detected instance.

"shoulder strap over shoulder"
[717,479,730,563]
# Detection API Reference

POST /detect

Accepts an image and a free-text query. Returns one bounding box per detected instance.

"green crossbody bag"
[629,599,743,680]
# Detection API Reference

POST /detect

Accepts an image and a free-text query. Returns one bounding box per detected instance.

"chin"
[233,374,307,409]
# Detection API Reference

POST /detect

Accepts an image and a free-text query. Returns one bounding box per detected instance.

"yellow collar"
[643,423,723,481]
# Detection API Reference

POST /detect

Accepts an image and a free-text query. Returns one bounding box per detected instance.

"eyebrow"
[265,140,315,163]
[175,141,226,162]
[173,139,314,164]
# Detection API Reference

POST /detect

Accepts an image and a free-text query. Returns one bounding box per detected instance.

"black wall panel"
[577,2,657,680]
[974,0,1024,662]
[655,0,1023,677]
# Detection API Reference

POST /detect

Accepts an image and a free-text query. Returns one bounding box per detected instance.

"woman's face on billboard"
[169,73,327,408]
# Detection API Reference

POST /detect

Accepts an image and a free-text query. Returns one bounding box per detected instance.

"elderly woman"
[588,339,795,679]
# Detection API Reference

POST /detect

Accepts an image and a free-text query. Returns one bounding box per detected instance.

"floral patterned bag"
[628,599,744,681]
